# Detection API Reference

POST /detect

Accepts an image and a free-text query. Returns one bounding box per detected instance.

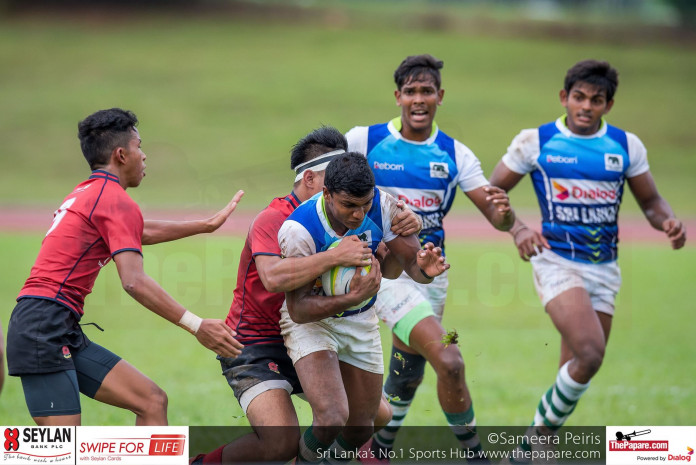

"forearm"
[380,251,404,279]
[122,274,188,326]
[286,293,364,324]
[402,258,434,284]
[488,206,515,232]
[262,253,340,293]
[641,197,677,231]
[142,219,212,245]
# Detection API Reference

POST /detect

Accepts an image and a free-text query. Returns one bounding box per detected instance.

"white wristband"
[178,310,203,334]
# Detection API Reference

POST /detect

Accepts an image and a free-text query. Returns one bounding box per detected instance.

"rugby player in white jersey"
[489,59,686,463]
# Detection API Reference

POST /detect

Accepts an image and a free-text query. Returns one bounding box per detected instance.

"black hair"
[324,152,374,198]
[78,108,138,170]
[564,59,619,101]
[290,126,348,170]
[393,54,444,90]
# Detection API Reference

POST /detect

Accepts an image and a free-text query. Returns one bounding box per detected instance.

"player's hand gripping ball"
[321,240,372,311]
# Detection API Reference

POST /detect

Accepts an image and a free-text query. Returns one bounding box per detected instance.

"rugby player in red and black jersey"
[190,127,422,464]
[7,108,244,426]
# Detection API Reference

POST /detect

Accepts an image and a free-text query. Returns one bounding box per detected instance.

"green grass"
[0,12,695,217]
[1,234,694,427]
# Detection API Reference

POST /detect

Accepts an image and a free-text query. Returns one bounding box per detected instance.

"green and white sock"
[445,406,484,459]
[324,434,357,464]
[373,394,411,452]
[534,361,590,429]
[297,426,331,463]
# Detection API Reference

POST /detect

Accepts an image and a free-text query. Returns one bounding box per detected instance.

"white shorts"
[531,250,621,315]
[374,270,448,328]
[279,303,383,374]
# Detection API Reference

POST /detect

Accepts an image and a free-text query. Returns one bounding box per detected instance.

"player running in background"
[6,108,244,426]
[279,152,449,464]
[489,59,686,461]
[190,127,421,464]
[346,54,514,461]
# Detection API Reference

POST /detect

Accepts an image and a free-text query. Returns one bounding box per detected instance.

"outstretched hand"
[416,242,450,279]
[205,190,245,233]
[663,218,686,250]
[195,319,244,358]
[512,226,550,261]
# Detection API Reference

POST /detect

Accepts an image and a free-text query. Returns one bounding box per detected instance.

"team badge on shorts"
[268,362,280,374]
[62,345,72,359]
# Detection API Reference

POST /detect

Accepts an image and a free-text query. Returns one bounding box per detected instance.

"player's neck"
[293,186,314,203]
[94,165,127,189]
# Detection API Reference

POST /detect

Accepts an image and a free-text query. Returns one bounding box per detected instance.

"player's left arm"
[141,190,244,245]
[384,236,449,284]
[627,172,686,249]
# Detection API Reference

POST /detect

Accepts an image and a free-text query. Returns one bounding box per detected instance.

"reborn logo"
[373,161,404,171]
[546,154,578,164]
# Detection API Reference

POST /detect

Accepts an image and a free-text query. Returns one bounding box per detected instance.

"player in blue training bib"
[277,152,449,462]
[490,59,686,454]
[347,54,516,461]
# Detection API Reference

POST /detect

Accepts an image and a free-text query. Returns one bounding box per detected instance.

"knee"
[313,401,349,428]
[258,429,300,461]
[434,351,465,382]
[139,384,168,417]
[576,343,605,376]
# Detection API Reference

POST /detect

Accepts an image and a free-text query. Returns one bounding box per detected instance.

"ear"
[113,146,128,166]
[604,99,615,115]
[394,89,401,106]
[559,89,568,107]
[303,169,314,188]
[437,88,444,105]
[322,186,330,200]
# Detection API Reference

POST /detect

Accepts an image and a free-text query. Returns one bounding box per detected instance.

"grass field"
[1,234,694,427]
[0,6,695,217]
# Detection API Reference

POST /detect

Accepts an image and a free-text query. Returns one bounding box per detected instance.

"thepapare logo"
[430,162,448,178]
[4,428,20,451]
[373,161,404,171]
[550,178,619,205]
[605,153,624,172]
[546,154,578,164]
[397,194,442,209]
[552,181,569,200]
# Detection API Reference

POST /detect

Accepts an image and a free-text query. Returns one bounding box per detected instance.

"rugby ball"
[321,241,372,311]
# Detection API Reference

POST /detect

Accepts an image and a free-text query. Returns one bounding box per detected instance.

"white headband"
[294,149,345,182]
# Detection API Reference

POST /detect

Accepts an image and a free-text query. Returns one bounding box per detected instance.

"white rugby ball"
[321,241,372,311]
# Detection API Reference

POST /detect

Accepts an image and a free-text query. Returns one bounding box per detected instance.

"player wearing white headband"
[190,127,422,464]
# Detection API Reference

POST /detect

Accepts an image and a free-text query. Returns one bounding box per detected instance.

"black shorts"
[7,298,91,375]
[219,342,302,413]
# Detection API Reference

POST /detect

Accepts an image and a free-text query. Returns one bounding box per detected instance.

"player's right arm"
[113,251,243,358]
[256,236,371,293]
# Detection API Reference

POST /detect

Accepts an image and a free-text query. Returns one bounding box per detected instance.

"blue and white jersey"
[347,118,489,254]
[278,188,399,316]
[502,117,650,264]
